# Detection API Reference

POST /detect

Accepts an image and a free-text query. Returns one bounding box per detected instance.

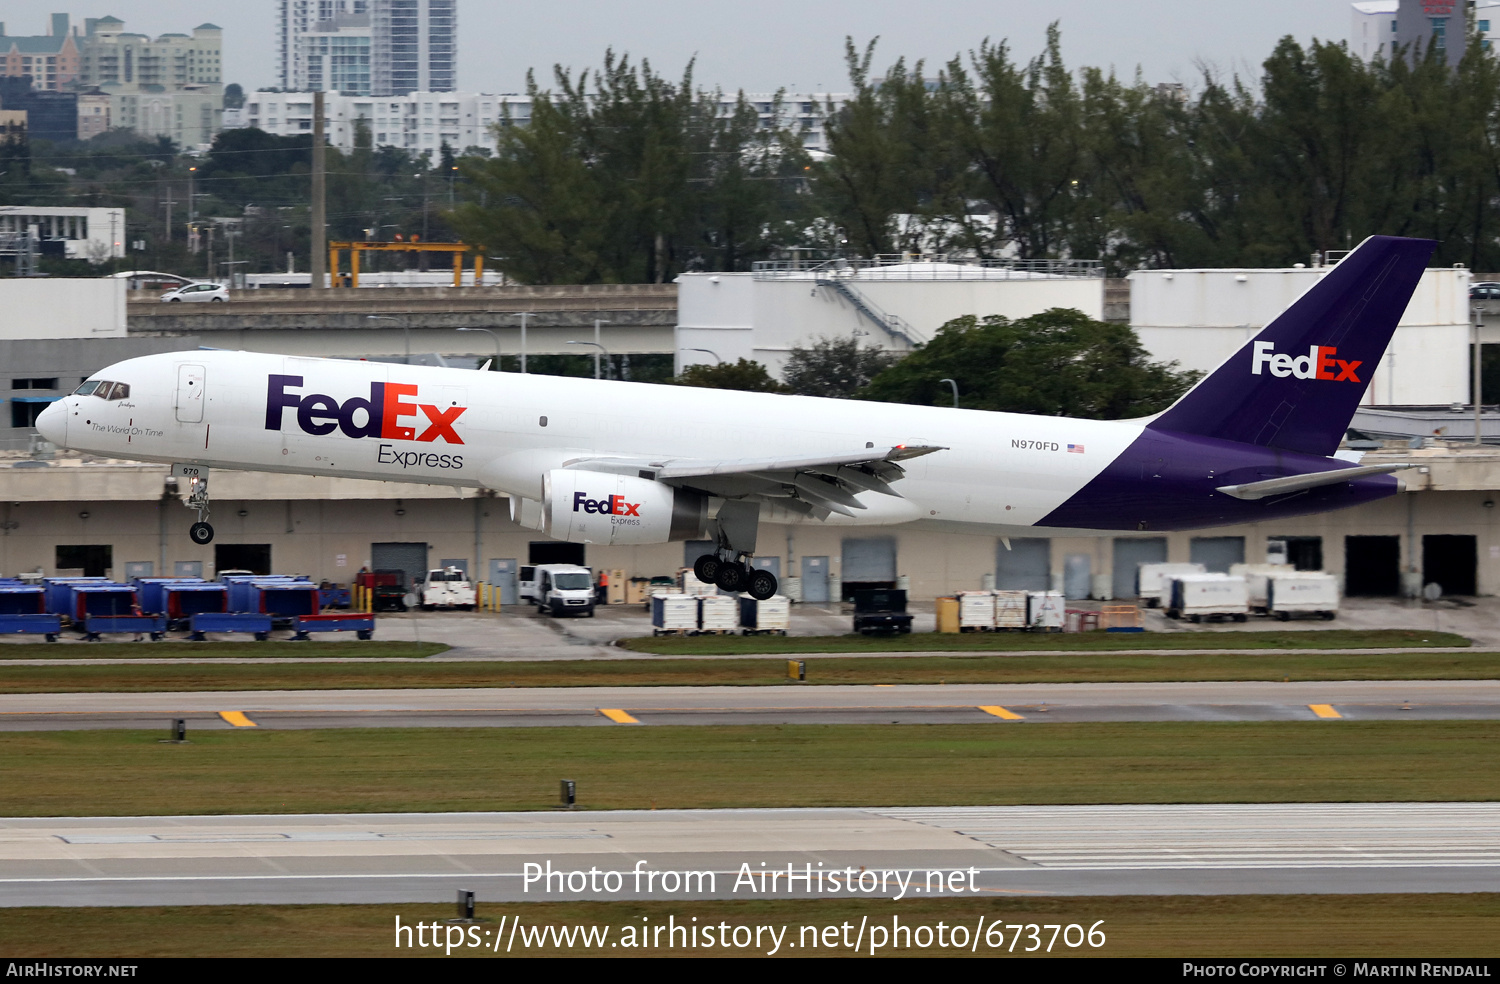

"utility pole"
[311,91,327,290]
[1475,307,1485,446]
[518,311,534,374]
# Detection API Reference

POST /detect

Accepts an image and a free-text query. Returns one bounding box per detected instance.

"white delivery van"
[1266,572,1339,620]
[1229,563,1292,613]
[521,564,595,617]
[1136,563,1206,607]
[419,566,476,610]
[1165,574,1250,622]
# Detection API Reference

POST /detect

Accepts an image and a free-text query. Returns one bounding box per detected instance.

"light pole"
[567,340,609,380]
[1474,307,1485,446]
[939,377,959,408]
[684,347,722,365]
[457,326,501,368]
[594,318,610,376]
[368,315,409,364]
[515,311,535,374]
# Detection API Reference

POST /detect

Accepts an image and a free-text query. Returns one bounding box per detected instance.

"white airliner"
[39,235,1434,601]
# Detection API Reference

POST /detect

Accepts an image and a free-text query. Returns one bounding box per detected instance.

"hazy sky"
[0,0,1354,95]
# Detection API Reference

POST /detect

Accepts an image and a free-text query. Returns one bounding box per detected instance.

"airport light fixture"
[367,315,409,364]
[456,327,501,368]
[567,340,609,380]
[939,378,959,408]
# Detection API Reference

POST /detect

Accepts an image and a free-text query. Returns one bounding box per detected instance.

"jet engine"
[543,469,706,545]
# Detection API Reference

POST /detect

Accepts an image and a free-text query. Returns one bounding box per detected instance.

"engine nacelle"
[543,469,706,545]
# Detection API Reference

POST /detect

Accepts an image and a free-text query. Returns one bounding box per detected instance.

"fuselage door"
[175,363,206,423]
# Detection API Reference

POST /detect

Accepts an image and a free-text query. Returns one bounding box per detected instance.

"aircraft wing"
[567,444,945,519]
[1215,463,1411,501]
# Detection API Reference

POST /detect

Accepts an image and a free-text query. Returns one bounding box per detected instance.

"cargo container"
[1136,563,1206,607]
[995,590,1029,629]
[1229,563,1293,612]
[651,593,698,633]
[0,585,57,640]
[63,584,138,623]
[42,577,111,616]
[1027,591,1065,631]
[1165,574,1250,622]
[957,590,995,631]
[1266,572,1340,620]
[226,578,319,622]
[136,580,228,629]
[679,569,718,598]
[738,595,790,635]
[697,595,738,633]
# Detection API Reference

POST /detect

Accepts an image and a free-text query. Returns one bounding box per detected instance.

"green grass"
[2,722,1496,816]
[1,895,1495,957]
[2,649,1499,693]
[622,628,1471,655]
[0,640,447,660]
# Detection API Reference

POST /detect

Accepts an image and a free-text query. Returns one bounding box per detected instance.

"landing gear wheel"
[747,569,778,601]
[693,554,721,585]
[714,562,747,593]
[189,521,214,545]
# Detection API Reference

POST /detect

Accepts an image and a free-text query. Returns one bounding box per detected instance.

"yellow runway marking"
[599,708,641,724]
[1308,704,1342,719]
[978,705,1025,720]
[218,711,257,728]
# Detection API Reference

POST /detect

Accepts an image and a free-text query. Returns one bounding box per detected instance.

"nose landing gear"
[174,464,214,545]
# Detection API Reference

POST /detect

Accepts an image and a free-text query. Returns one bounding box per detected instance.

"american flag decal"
[1067,444,1085,453]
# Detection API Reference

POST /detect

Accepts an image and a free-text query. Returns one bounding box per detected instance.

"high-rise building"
[277,0,454,97]
[73,16,223,148]
[1354,0,1487,66]
[0,13,82,91]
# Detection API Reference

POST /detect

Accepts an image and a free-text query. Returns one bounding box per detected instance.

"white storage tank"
[1267,572,1340,621]
[1165,574,1249,622]
[1027,590,1065,631]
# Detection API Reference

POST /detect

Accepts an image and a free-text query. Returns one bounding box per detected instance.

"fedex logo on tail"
[1250,342,1363,383]
[265,375,466,444]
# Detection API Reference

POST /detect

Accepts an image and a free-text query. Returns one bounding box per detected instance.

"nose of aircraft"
[36,399,66,446]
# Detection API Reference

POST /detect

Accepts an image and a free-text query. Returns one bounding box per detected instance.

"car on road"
[1471,282,1500,300]
[160,282,229,303]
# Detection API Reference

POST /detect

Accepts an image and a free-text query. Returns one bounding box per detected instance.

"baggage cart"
[82,614,166,641]
[188,611,274,641]
[738,595,790,635]
[1165,574,1250,622]
[957,590,996,631]
[1136,563,1206,607]
[293,612,375,640]
[651,593,698,634]
[1267,572,1339,620]
[0,613,61,641]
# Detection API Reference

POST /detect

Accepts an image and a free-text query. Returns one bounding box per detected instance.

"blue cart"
[292,612,375,640]
[82,614,167,641]
[0,613,61,641]
[187,611,274,641]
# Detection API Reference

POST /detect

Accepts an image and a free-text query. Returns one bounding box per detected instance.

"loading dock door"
[842,537,896,586]
[1112,537,1167,597]
[1190,536,1245,573]
[529,541,585,566]
[996,538,1050,590]
[1063,554,1092,600]
[1423,535,1477,596]
[1345,536,1401,596]
[371,542,428,593]
[683,540,715,568]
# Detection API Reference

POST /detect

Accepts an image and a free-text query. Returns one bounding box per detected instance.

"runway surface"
[2,680,1499,729]
[1,803,1495,906]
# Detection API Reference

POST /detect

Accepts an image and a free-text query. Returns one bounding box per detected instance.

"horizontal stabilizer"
[1215,463,1410,501]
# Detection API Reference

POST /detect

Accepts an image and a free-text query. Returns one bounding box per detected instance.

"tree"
[861,308,1199,418]
[674,358,788,392]
[782,336,901,398]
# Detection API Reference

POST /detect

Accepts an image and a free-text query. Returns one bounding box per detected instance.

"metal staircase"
[814,275,925,347]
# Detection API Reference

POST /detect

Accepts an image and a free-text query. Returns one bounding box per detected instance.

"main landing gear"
[693,500,778,601]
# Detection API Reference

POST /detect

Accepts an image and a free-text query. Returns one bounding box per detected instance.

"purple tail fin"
[1147,235,1437,457]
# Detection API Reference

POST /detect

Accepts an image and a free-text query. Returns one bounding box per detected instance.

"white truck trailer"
[1137,563,1206,607]
[1164,574,1250,622]
[1266,572,1340,620]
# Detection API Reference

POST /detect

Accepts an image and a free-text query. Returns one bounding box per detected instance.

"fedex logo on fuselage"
[573,492,640,517]
[1250,342,1362,383]
[264,374,466,444]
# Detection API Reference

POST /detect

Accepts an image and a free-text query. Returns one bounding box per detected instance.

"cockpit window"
[78,381,129,400]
